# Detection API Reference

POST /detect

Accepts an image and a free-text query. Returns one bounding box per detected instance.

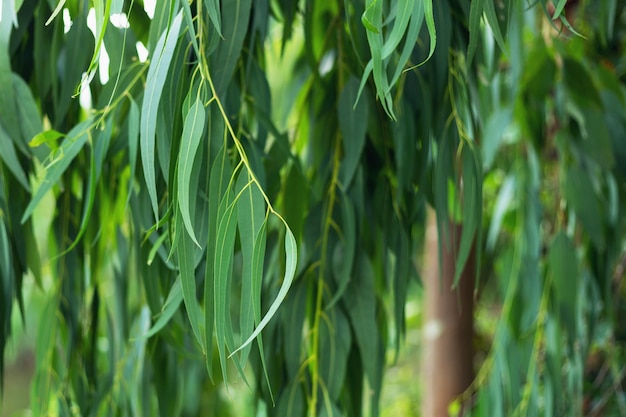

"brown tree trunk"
[421,209,475,417]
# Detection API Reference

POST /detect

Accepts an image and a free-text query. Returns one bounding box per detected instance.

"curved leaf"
[177,98,206,247]
[140,11,183,222]
[231,224,298,356]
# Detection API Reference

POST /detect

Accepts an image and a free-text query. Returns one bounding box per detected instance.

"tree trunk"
[421,209,475,417]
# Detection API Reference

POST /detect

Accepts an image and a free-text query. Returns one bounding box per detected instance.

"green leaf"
[281,162,307,241]
[235,170,265,364]
[577,107,614,169]
[327,191,356,309]
[281,277,307,380]
[231,224,298,356]
[177,98,206,247]
[422,0,437,64]
[204,144,231,381]
[380,0,414,59]
[251,221,273,396]
[338,77,369,188]
[176,209,205,351]
[181,0,201,61]
[44,0,67,25]
[548,232,578,339]
[454,144,481,287]
[361,0,380,33]
[140,11,183,222]
[0,123,29,190]
[319,306,351,400]
[128,98,139,198]
[483,0,506,53]
[59,119,112,255]
[551,0,567,19]
[83,0,112,87]
[214,187,238,382]
[29,129,64,150]
[21,118,93,223]
[562,57,602,108]
[142,277,183,339]
[205,0,223,36]
[212,0,252,97]
[363,0,394,118]
[343,254,381,413]
[31,290,60,417]
[276,380,305,417]
[57,10,94,123]
[467,0,484,64]
[13,73,44,154]
[486,175,515,251]
[482,107,512,170]
[564,165,605,249]
[387,0,424,87]
[0,4,19,144]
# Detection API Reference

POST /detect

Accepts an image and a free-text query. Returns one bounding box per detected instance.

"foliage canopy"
[1,0,626,416]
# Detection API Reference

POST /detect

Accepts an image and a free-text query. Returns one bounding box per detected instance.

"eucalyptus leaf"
[141,11,183,222]
[177,98,206,247]
[21,118,93,223]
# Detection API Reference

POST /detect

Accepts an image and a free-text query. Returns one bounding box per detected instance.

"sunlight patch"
[110,12,130,29]
[62,8,72,33]
[136,41,149,63]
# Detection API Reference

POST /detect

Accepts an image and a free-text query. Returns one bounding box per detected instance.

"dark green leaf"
[548,232,578,338]
[564,165,605,249]
[0,123,29,190]
[212,0,252,97]
[142,277,183,339]
[338,77,369,188]
[21,118,93,223]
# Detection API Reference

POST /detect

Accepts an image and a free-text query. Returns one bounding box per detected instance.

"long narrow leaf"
[176,210,205,350]
[0,124,30,190]
[231,224,298,356]
[236,170,265,364]
[142,277,183,338]
[214,188,238,382]
[177,98,206,247]
[21,119,93,223]
[141,11,183,222]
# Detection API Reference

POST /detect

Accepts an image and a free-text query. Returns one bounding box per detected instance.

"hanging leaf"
[338,77,369,188]
[177,98,206,247]
[342,253,382,416]
[142,277,183,339]
[204,143,231,380]
[564,165,605,249]
[236,169,266,364]
[141,11,183,222]
[453,143,482,287]
[548,232,579,340]
[318,306,351,400]
[231,224,298,355]
[212,0,252,97]
[327,191,356,308]
[214,187,238,382]
[176,208,205,351]
[21,118,93,223]
[128,98,140,197]
[0,124,30,190]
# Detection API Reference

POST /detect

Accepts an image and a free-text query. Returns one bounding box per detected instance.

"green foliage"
[1,0,626,416]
